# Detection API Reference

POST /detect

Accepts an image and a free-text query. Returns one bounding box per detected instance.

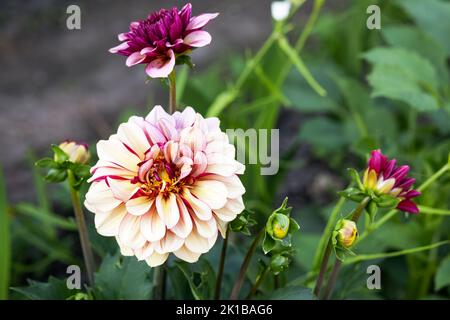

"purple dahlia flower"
[363,150,421,214]
[109,3,218,78]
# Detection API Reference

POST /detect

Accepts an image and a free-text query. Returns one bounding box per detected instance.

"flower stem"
[168,70,176,114]
[313,240,331,297]
[153,263,166,300]
[214,227,229,300]
[322,197,370,299]
[230,229,264,300]
[67,170,95,286]
[246,266,269,300]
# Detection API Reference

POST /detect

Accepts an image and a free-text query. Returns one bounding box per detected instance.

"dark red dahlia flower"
[363,149,420,214]
[109,3,218,78]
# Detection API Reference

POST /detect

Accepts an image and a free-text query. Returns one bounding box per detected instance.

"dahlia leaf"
[174,259,215,300]
[35,158,59,169]
[266,286,314,300]
[11,277,77,300]
[94,253,152,300]
[435,255,450,291]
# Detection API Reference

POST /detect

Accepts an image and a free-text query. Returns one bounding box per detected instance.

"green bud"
[272,214,290,239]
[56,141,90,164]
[270,253,291,275]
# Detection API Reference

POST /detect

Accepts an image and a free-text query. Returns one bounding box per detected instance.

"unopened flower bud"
[271,1,291,21]
[57,141,90,164]
[336,219,358,248]
[272,213,290,239]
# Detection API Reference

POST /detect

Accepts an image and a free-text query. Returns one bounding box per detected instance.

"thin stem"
[323,260,342,300]
[214,227,229,300]
[68,170,95,286]
[313,240,332,297]
[230,229,264,300]
[246,267,269,300]
[168,70,176,114]
[322,197,370,299]
[153,264,166,300]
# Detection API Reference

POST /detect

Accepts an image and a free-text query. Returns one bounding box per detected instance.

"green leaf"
[266,286,314,300]
[262,233,276,254]
[94,254,152,300]
[206,89,238,117]
[277,36,326,97]
[51,144,69,162]
[12,277,76,300]
[35,158,59,169]
[395,0,450,56]
[435,255,450,291]
[14,203,77,231]
[44,168,67,183]
[174,259,216,300]
[363,47,439,112]
[299,118,349,152]
[0,166,10,300]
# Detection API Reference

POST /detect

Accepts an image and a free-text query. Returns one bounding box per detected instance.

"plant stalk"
[322,197,370,299]
[230,229,264,300]
[214,227,229,300]
[169,70,177,114]
[68,170,95,286]
[153,264,166,300]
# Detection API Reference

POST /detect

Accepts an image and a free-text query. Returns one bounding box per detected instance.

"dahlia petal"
[183,30,212,47]
[201,174,245,199]
[117,120,151,157]
[180,107,197,128]
[191,180,228,210]
[377,177,396,194]
[190,151,207,177]
[140,208,166,242]
[216,219,228,238]
[159,117,179,141]
[125,51,146,67]
[109,42,129,53]
[126,196,153,216]
[392,165,410,183]
[135,242,154,261]
[107,177,139,202]
[145,252,169,267]
[140,46,157,55]
[186,13,219,30]
[145,50,175,78]
[156,193,180,228]
[174,245,200,263]
[404,189,421,199]
[89,166,135,182]
[182,189,212,221]
[118,214,146,248]
[179,3,192,27]
[192,216,217,238]
[164,141,179,164]
[116,238,135,256]
[397,199,419,214]
[85,180,121,212]
[170,196,193,238]
[97,139,140,172]
[94,204,127,236]
[144,123,167,145]
[145,105,172,125]
[154,231,184,253]
[185,228,210,253]
[214,197,245,222]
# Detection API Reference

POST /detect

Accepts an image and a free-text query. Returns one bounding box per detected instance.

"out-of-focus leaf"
[265,285,314,300]
[94,254,152,300]
[435,255,450,291]
[298,118,349,152]
[14,203,77,231]
[11,277,76,300]
[363,47,439,112]
[0,166,10,300]
[396,0,450,56]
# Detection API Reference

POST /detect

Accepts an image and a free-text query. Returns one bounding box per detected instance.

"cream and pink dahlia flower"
[109,3,218,78]
[84,106,245,267]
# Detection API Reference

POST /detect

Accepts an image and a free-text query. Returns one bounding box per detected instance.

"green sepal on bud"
[332,219,358,261]
[230,210,256,236]
[262,197,300,254]
[338,187,366,202]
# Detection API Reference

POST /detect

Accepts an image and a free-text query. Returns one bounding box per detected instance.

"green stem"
[214,227,229,300]
[313,240,332,297]
[168,70,176,114]
[68,170,95,286]
[153,264,166,300]
[322,197,370,299]
[246,266,269,300]
[230,229,264,300]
